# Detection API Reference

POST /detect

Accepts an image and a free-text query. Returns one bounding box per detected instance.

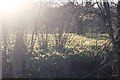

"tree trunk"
[2,17,8,78]
[0,17,2,80]
[116,1,120,79]
[12,29,24,78]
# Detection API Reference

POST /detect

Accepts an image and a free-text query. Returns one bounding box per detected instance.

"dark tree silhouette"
[116,1,120,79]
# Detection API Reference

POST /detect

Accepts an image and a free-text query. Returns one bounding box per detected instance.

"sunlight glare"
[0,0,25,15]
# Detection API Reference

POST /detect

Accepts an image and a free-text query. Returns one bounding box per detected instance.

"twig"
[81,60,118,79]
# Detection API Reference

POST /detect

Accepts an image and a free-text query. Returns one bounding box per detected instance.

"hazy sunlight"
[0,0,19,14]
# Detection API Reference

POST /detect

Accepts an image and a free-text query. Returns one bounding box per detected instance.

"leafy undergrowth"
[25,33,109,56]
[20,52,115,78]
[2,33,112,63]
[2,33,115,78]
[2,33,111,58]
[84,33,109,40]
